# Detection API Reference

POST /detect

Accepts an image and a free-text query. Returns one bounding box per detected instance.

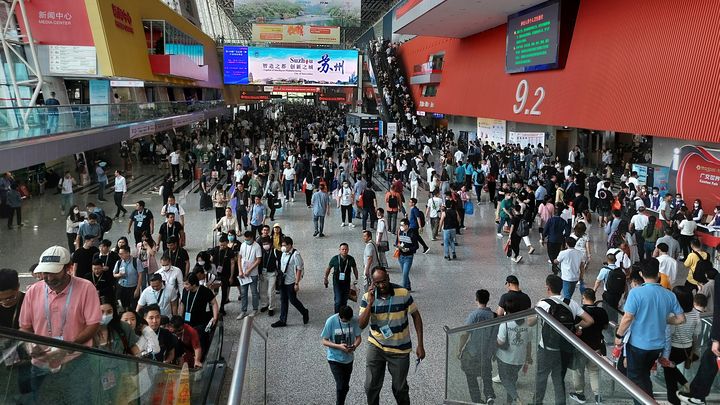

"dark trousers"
[634,230,646,261]
[547,242,563,274]
[171,164,180,180]
[267,196,277,220]
[663,346,691,405]
[97,181,106,200]
[463,354,495,403]
[387,211,398,233]
[329,360,353,405]
[67,232,77,253]
[279,283,307,323]
[219,276,230,311]
[341,205,353,224]
[679,234,693,258]
[362,208,377,230]
[305,190,313,207]
[411,226,428,250]
[365,344,410,405]
[114,192,127,217]
[215,207,225,223]
[688,340,720,400]
[236,207,248,230]
[117,285,138,311]
[333,282,350,313]
[625,343,662,402]
[7,207,21,227]
[508,234,521,258]
[534,346,571,405]
[498,360,523,402]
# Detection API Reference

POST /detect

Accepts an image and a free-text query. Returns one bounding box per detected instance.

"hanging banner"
[252,24,340,44]
[89,80,110,126]
[508,131,545,148]
[15,0,94,46]
[476,118,506,145]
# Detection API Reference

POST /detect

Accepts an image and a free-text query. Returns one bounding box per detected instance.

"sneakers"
[492,374,501,383]
[486,398,495,405]
[340,223,347,227]
[423,247,430,254]
[452,253,457,259]
[260,306,268,313]
[313,232,319,237]
[349,223,356,228]
[676,390,705,404]
[497,233,503,238]
[318,233,326,237]
[528,247,535,255]
[236,312,248,320]
[270,320,286,328]
[569,392,587,404]
[268,309,275,316]
[513,256,523,263]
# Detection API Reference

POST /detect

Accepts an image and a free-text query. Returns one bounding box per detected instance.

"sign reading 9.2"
[512,80,545,116]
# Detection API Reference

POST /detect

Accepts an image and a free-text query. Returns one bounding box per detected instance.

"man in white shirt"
[156,254,183,313]
[630,206,650,260]
[553,238,585,299]
[233,163,245,185]
[627,171,639,190]
[425,190,444,240]
[137,273,173,316]
[169,148,181,181]
[656,242,677,286]
[281,162,296,202]
[59,171,76,216]
[161,195,185,226]
[453,149,465,164]
[113,170,128,218]
[237,231,262,319]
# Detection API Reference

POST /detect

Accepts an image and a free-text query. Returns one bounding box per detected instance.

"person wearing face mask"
[156,254,183,314]
[395,218,419,291]
[95,296,139,355]
[19,246,102,401]
[258,236,280,316]
[210,235,237,316]
[271,237,310,328]
[65,205,84,254]
[339,180,356,227]
[137,273,173,317]
[237,231,262,319]
[691,199,704,223]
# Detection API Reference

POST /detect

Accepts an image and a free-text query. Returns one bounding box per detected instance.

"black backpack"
[517,218,530,237]
[100,214,113,233]
[417,209,426,228]
[541,298,575,352]
[387,194,399,209]
[604,266,626,296]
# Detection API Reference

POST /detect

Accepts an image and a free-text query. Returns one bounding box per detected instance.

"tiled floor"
[3,161,688,404]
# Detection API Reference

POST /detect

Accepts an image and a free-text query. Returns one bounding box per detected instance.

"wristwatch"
[615,332,624,339]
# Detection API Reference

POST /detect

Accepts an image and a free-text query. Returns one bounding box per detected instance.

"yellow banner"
[252,24,340,45]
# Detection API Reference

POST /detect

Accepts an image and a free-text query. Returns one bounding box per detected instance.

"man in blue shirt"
[457,289,497,404]
[249,195,267,239]
[614,258,685,401]
[311,185,330,237]
[113,245,145,310]
[321,305,362,405]
[44,91,60,133]
[408,198,429,254]
[95,161,108,201]
[542,204,570,272]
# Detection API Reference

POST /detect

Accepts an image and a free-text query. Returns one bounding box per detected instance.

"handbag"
[273,199,282,209]
[393,248,400,259]
[464,201,475,215]
[348,284,358,302]
[503,240,510,254]
[377,240,390,252]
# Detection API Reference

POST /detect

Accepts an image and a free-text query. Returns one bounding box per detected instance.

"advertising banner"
[129,122,156,139]
[476,118,506,145]
[48,45,97,75]
[224,46,358,86]
[671,145,720,209]
[386,122,397,138]
[15,0,94,46]
[252,24,340,44]
[508,131,545,148]
[89,80,110,126]
[234,0,360,27]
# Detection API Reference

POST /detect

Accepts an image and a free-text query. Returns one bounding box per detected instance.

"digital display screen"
[223,46,358,86]
[506,0,561,74]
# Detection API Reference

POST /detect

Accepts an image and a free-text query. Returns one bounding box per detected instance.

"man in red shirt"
[167,315,203,368]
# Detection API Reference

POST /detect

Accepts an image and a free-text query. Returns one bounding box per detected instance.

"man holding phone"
[359,266,425,405]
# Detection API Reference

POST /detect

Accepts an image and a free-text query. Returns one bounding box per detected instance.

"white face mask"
[197,260,205,266]
[281,246,288,253]
[100,314,113,326]
[73,208,80,214]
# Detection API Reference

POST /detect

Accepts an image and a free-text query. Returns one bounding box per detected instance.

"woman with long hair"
[95,296,140,355]
[65,204,83,253]
[136,232,159,282]
[120,309,160,358]
[113,236,130,255]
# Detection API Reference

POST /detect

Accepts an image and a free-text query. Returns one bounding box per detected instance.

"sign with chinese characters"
[270,85,321,93]
[508,131,545,148]
[48,45,97,75]
[110,80,144,87]
[319,95,346,102]
[673,145,720,209]
[112,4,134,34]
[477,118,507,145]
[129,122,156,139]
[234,0,360,27]
[223,46,358,87]
[15,0,94,46]
[252,24,340,45]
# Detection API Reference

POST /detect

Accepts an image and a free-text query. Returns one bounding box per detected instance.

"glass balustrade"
[226,316,268,405]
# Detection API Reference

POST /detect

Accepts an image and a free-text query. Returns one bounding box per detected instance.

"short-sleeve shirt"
[535,296,586,350]
[72,246,99,279]
[280,250,304,285]
[359,284,417,354]
[19,277,101,346]
[138,287,173,316]
[249,204,267,226]
[463,307,496,357]
[328,254,356,286]
[239,241,263,277]
[282,168,296,180]
[180,286,215,326]
[130,209,153,233]
[496,320,531,365]
[556,248,584,282]
[623,282,683,350]
[363,243,379,275]
[320,314,361,364]
[100,321,139,354]
[113,258,145,288]
[311,191,330,217]
[213,247,235,279]
[498,290,532,312]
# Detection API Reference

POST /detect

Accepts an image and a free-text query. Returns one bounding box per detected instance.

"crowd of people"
[0,96,719,405]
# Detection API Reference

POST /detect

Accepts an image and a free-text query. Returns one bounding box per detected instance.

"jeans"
[333,281,350,313]
[46,113,58,133]
[283,179,295,199]
[387,211,398,233]
[497,216,509,233]
[329,361,353,405]
[97,180,107,200]
[463,353,495,403]
[687,340,720,400]
[547,241,562,261]
[365,344,410,405]
[398,255,413,290]
[498,360,523,402]
[259,272,276,311]
[562,279,577,300]
[625,343,662,402]
[279,282,307,323]
[60,193,73,215]
[443,229,456,257]
[313,215,325,234]
[362,208,377,230]
[534,346,571,405]
[114,191,127,217]
[644,241,656,257]
[241,275,259,312]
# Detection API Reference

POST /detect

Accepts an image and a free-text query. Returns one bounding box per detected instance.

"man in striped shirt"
[359,266,425,405]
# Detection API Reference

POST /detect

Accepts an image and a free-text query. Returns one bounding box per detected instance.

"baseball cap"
[35,246,71,274]
[506,275,519,285]
[273,223,281,228]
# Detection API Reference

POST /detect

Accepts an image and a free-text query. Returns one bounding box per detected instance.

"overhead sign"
[234,0,361,27]
[506,0,561,73]
[129,122,156,139]
[223,46,359,87]
[319,95,346,102]
[48,45,97,75]
[252,24,340,45]
[15,0,94,46]
[508,131,545,148]
[477,118,506,145]
[110,80,144,87]
[270,85,321,93]
[172,114,199,127]
[240,92,271,100]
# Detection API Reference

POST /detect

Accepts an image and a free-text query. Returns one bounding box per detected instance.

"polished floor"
[2,161,687,404]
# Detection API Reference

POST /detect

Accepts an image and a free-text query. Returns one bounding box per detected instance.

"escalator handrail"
[0,325,182,369]
[226,316,268,404]
[0,100,226,111]
[443,308,536,335]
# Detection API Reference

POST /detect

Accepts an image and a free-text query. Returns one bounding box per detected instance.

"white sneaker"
[497,233,503,238]
[492,374,501,383]
[291,198,295,203]
[349,223,356,228]
[236,312,248,320]
[340,223,346,227]
[515,256,523,263]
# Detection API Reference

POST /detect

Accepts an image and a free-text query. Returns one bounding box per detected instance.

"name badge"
[338,272,346,281]
[184,312,192,322]
[379,325,393,339]
[137,222,143,228]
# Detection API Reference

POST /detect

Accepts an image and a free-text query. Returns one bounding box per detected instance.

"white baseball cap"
[35,246,71,274]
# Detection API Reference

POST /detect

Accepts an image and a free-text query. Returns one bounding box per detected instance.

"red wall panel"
[398,0,720,143]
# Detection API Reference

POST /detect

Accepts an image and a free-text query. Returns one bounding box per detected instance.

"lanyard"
[170,249,178,265]
[154,288,164,303]
[263,250,272,269]
[45,279,74,338]
[336,255,349,276]
[91,272,101,287]
[186,290,198,313]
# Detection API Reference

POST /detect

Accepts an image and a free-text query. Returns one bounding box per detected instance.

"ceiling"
[395,0,548,38]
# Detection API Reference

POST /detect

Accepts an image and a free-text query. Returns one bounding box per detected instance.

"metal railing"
[226,316,268,405]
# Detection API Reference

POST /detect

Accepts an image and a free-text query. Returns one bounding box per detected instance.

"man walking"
[95,161,108,202]
[271,237,309,327]
[248,195,267,240]
[359,266,425,405]
[127,200,154,245]
[237,231,262,319]
[113,170,128,218]
[457,289,497,404]
[324,243,359,313]
[59,171,76,216]
[311,184,330,237]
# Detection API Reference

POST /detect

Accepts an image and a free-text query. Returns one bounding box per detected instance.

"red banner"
[320,95,346,102]
[271,86,321,93]
[15,0,93,46]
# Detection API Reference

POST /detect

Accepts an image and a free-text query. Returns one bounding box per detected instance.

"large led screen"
[224,46,358,86]
[506,0,561,73]
[234,0,361,27]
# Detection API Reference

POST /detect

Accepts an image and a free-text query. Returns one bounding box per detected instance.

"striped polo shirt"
[359,283,418,354]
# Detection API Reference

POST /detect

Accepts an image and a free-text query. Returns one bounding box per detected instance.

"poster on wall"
[476,118,507,145]
[508,131,545,148]
[252,24,340,44]
[234,0,360,27]
[670,145,720,211]
[48,45,97,75]
[223,46,358,86]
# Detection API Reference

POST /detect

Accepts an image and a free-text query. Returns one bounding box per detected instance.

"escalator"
[443,305,717,405]
[0,321,227,405]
